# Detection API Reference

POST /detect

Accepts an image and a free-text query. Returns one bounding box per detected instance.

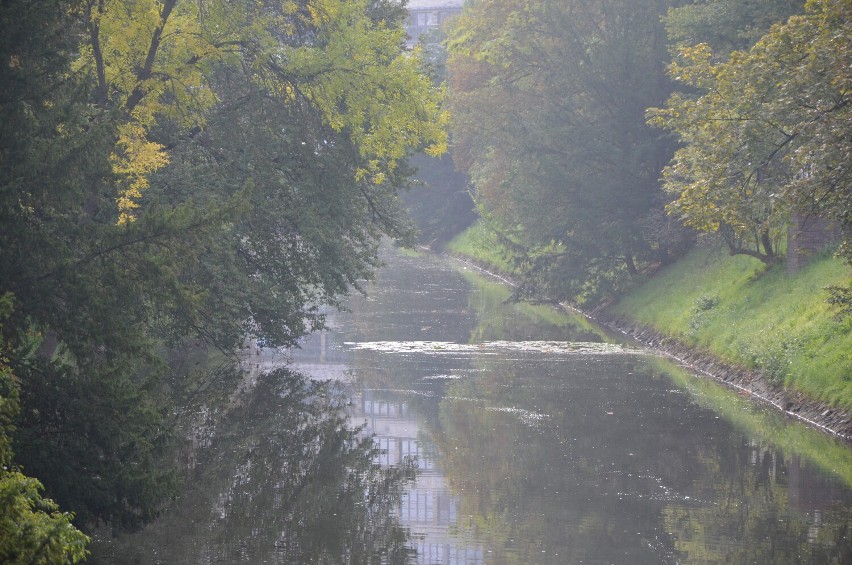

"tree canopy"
[650,0,851,263]
[663,0,803,56]
[0,295,90,565]
[447,0,680,300]
[0,0,445,540]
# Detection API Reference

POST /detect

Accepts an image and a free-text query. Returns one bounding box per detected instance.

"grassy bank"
[446,223,852,411]
[612,246,852,410]
[444,220,517,274]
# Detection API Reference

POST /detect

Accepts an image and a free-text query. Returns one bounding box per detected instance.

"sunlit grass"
[445,220,516,274]
[615,246,852,410]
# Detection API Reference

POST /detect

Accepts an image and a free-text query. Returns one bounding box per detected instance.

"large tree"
[447,0,680,302]
[663,0,803,56]
[1,0,445,531]
[649,0,851,263]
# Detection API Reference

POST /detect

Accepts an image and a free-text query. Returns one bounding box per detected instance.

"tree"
[77,0,446,222]
[447,0,680,302]
[1,0,446,531]
[0,294,90,564]
[664,0,803,56]
[649,0,852,264]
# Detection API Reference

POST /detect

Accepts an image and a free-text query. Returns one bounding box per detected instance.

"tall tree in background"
[664,0,803,56]
[447,0,680,302]
[650,0,851,263]
[1,0,445,533]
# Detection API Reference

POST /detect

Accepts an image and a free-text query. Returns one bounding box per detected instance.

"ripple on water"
[345,340,648,355]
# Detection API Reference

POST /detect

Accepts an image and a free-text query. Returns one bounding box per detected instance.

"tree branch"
[124,0,179,114]
[87,0,109,106]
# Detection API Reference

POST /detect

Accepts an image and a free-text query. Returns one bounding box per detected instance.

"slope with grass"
[445,223,852,420]
[444,220,517,274]
[611,246,852,411]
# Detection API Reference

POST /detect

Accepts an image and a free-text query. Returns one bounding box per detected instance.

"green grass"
[613,246,852,410]
[445,220,517,274]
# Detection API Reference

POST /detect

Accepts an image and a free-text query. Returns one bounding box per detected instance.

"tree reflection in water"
[90,368,416,564]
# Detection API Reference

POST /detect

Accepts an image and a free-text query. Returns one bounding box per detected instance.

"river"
[90,250,852,564]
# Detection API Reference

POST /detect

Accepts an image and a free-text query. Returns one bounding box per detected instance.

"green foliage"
[1,0,446,534]
[0,295,90,564]
[688,292,720,335]
[826,284,852,320]
[613,246,852,409]
[447,0,682,302]
[0,469,90,565]
[664,0,803,55]
[651,0,852,263]
[13,356,177,530]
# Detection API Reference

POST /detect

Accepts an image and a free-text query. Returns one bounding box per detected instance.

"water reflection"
[90,369,415,564]
[355,389,484,564]
[92,251,852,564]
[336,252,852,564]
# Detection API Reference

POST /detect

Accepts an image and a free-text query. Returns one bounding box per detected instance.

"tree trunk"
[624,254,638,276]
[760,228,776,262]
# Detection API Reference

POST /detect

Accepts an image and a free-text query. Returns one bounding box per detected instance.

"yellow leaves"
[669,43,717,88]
[81,0,239,221]
[306,0,336,26]
[654,0,852,249]
[112,123,169,225]
[285,0,447,185]
[82,0,447,214]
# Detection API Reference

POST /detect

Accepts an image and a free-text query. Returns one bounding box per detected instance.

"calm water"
[91,251,852,564]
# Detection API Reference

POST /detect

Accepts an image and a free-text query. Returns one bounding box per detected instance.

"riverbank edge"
[440,250,852,441]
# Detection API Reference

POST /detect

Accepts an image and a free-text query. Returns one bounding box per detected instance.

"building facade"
[405,0,465,46]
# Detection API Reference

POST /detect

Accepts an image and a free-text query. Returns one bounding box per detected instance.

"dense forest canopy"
[446,0,849,301]
[0,0,443,559]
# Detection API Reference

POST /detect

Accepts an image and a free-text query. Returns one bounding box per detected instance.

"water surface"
[91,250,852,564]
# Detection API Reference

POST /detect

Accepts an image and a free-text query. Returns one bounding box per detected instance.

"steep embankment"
[445,223,852,437]
[606,246,852,436]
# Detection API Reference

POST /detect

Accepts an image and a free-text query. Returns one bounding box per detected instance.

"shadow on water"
[89,367,417,564]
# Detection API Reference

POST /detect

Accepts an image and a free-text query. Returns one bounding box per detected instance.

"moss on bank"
[447,224,852,412]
